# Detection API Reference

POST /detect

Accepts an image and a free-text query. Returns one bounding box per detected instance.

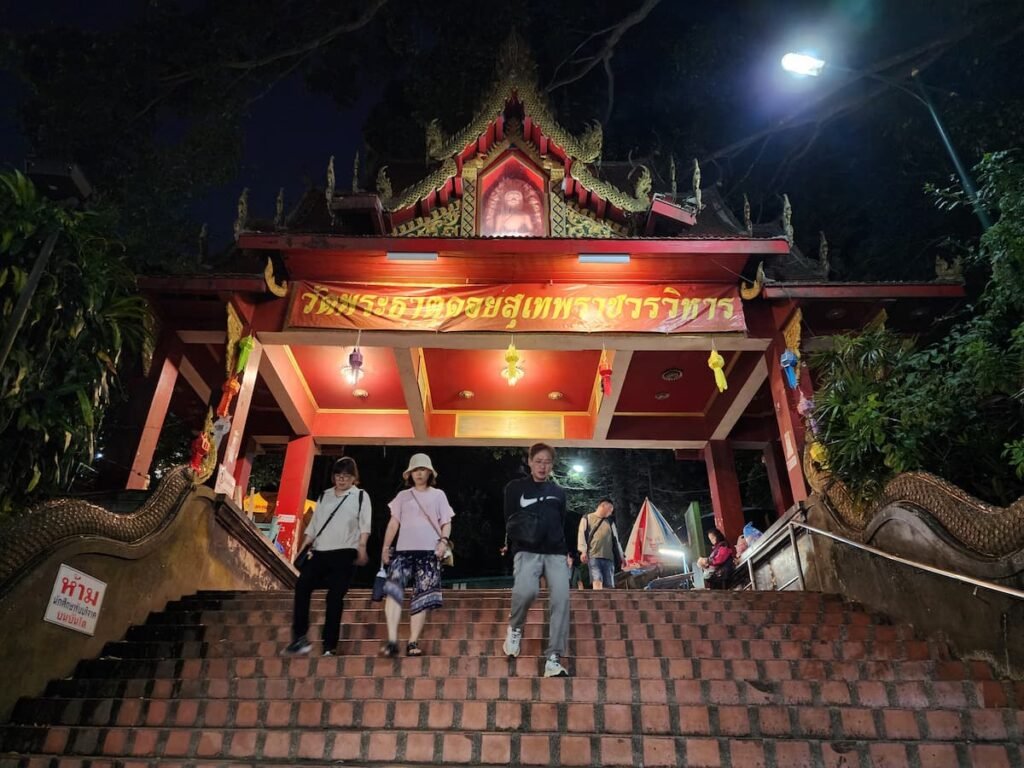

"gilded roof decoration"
[233,188,248,242]
[380,158,458,212]
[570,162,651,213]
[391,199,462,237]
[426,35,603,165]
[565,202,628,238]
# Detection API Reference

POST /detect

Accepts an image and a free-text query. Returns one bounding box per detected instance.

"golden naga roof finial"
[782,193,794,247]
[264,255,288,297]
[783,308,803,359]
[743,193,752,236]
[740,261,765,300]
[326,155,336,220]
[819,231,830,278]
[274,187,285,229]
[233,188,248,242]
[935,255,963,281]
[633,165,652,201]
[376,165,393,202]
[426,119,444,163]
[669,155,677,196]
[352,151,360,192]
[692,158,703,211]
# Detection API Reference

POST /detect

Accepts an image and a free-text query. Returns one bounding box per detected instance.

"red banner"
[290,282,745,334]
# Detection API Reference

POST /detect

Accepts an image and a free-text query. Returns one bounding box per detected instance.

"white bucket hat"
[402,452,437,480]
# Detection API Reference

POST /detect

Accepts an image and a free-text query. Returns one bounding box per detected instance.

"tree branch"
[545,0,662,93]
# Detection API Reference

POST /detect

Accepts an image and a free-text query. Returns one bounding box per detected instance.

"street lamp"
[781,52,991,231]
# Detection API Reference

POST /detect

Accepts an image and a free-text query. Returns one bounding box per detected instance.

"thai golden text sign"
[291,282,746,333]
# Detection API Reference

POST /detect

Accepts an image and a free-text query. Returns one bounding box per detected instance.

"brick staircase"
[2,588,1022,767]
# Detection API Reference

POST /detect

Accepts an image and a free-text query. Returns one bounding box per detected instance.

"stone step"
[1,725,1021,766]
[13,693,1024,734]
[45,657,994,699]
[95,636,947,662]
[122,620,915,644]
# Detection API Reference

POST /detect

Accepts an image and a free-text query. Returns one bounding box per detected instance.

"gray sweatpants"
[509,551,571,658]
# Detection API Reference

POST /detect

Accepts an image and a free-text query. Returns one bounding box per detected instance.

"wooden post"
[276,435,317,560]
[125,342,183,490]
[763,440,795,519]
[766,339,808,503]
[215,340,263,496]
[703,440,745,543]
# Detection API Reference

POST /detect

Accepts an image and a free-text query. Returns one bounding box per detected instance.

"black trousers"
[291,548,357,651]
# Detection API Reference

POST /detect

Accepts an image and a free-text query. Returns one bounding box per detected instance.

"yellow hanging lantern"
[708,348,728,392]
[501,339,525,386]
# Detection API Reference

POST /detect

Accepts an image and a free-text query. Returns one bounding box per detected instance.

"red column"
[126,344,183,490]
[766,339,808,503]
[276,435,317,560]
[762,440,795,519]
[233,439,257,502]
[215,340,263,497]
[703,440,745,543]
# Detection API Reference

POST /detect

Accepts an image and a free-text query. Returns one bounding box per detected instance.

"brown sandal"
[406,641,423,657]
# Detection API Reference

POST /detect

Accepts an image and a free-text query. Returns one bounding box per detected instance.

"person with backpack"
[576,498,625,589]
[284,456,371,656]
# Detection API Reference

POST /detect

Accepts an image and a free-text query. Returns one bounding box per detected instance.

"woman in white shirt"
[284,456,371,656]
[379,453,454,658]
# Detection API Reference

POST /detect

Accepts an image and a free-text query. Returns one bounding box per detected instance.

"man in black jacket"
[502,442,571,677]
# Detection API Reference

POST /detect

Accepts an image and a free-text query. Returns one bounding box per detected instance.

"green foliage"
[0,172,153,518]
[810,151,1024,505]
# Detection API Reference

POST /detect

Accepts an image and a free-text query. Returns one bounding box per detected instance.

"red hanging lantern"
[189,430,211,473]
[598,349,613,397]
[216,375,241,418]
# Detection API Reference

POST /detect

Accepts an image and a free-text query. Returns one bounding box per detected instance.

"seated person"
[696,527,736,590]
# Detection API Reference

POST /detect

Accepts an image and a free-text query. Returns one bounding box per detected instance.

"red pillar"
[126,344,183,490]
[276,435,317,560]
[762,440,795,519]
[215,340,263,497]
[766,339,808,503]
[233,440,257,501]
[703,440,745,543]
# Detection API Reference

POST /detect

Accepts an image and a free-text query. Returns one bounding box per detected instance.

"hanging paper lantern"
[216,375,242,418]
[780,349,800,389]
[235,335,255,374]
[707,349,728,392]
[342,346,365,385]
[598,349,613,397]
[189,429,211,473]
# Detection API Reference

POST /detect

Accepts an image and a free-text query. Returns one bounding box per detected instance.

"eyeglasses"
[531,459,553,466]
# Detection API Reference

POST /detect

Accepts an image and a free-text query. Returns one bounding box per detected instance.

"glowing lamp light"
[571,463,585,474]
[500,339,525,386]
[781,52,826,77]
[341,347,364,385]
[659,547,687,559]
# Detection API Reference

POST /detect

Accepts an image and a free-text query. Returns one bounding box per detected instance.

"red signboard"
[290,282,746,334]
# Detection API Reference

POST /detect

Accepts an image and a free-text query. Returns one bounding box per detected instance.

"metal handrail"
[785,520,1024,601]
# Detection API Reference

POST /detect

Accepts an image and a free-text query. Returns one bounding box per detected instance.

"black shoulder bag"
[293,489,362,571]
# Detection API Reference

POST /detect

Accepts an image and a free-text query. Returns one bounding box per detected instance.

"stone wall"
[0,485,295,720]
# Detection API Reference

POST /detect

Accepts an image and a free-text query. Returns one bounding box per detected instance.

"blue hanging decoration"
[780,349,800,389]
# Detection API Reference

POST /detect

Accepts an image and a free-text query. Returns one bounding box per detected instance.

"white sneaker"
[544,654,569,678]
[503,626,522,658]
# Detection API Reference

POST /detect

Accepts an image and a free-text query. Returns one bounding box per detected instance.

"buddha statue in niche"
[481,176,545,237]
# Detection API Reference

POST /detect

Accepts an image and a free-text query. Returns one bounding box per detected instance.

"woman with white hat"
[379,452,454,657]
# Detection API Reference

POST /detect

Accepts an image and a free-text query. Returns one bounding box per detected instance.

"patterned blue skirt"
[383,550,443,615]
